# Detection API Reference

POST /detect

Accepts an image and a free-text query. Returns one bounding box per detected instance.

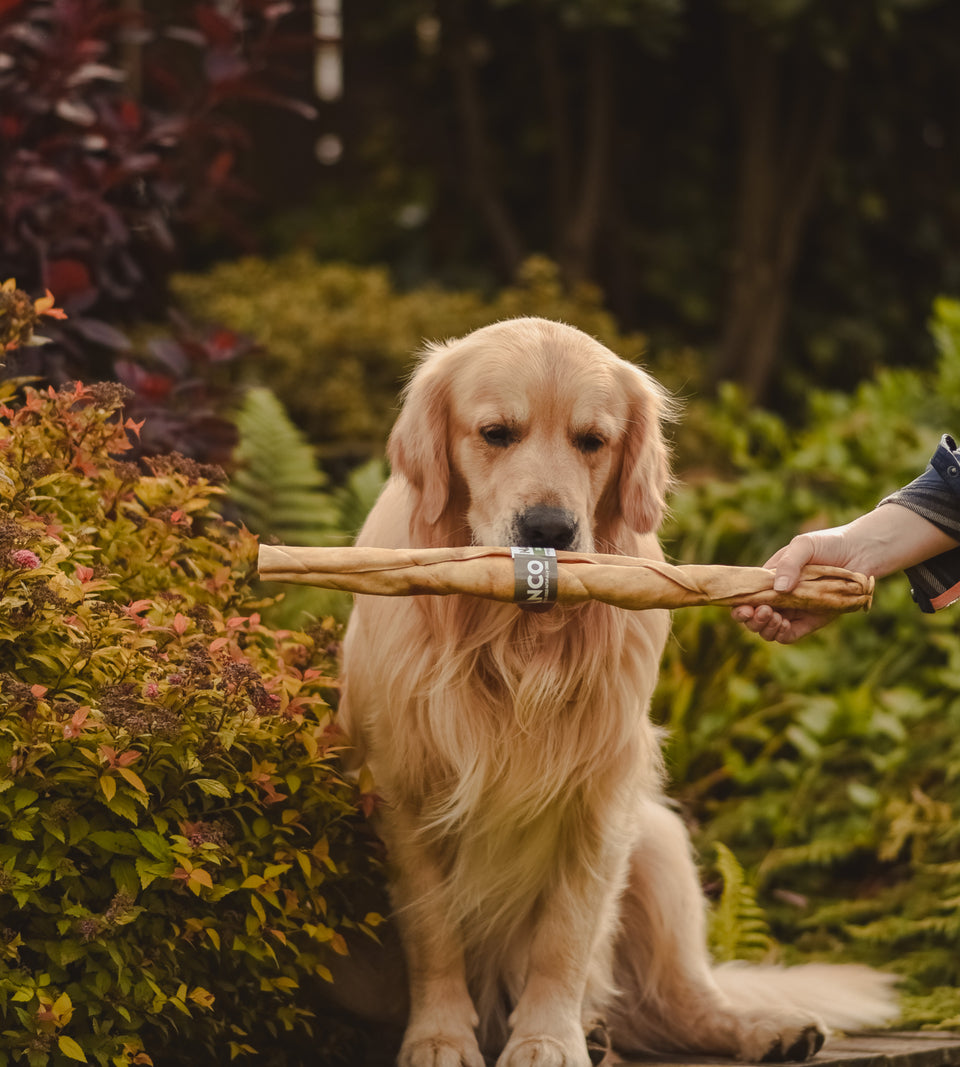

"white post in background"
[314,0,343,165]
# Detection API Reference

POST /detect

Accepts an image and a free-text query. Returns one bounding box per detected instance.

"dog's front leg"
[497,873,617,1067]
[387,810,484,1067]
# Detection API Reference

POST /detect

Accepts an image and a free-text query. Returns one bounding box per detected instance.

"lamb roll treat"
[257,544,874,614]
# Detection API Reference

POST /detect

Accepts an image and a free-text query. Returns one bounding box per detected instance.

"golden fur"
[340,318,895,1067]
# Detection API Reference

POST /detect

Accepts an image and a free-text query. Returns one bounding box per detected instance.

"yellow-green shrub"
[0,381,379,1066]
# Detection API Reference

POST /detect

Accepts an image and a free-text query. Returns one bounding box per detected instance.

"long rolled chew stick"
[257,544,874,614]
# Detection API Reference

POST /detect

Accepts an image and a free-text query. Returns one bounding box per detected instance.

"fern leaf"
[709,842,777,963]
[229,387,340,546]
[898,986,960,1031]
[334,457,387,539]
[757,833,874,883]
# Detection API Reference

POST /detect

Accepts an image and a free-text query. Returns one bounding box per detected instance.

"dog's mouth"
[506,506,584,614]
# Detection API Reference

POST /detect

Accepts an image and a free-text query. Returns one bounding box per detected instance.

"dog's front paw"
[733,1016,826,1063]
[497,1035,592,1067]
[399,1034,486,1067]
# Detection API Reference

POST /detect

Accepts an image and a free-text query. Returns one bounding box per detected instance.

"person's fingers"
[742,604,773,632]
[733,603,787,640]
[776,610,839,644]
[734,529,849,641]
[757,611,786,641]
[735,603,838,644]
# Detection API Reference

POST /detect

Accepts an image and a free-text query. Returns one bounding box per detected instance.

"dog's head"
[388,317,673,551]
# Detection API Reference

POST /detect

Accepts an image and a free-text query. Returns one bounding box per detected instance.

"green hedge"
[0,381,380,1066]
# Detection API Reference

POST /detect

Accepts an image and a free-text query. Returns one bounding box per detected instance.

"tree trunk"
[558,29,614,285]
[535,14,573,243]
[715,21,845,401]
[444,6,526,279]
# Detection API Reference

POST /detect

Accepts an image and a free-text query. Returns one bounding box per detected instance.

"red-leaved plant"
[0,0,315,383]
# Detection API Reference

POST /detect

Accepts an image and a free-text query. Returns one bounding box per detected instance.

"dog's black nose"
[516,506,579,551]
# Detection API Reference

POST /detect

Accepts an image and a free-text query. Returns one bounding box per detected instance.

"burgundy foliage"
[0,0,315,458]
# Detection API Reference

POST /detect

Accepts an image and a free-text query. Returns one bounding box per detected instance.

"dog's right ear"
[387,346,452,530]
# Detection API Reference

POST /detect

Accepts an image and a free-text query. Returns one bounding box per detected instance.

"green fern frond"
[898,986,960,1031]
[334,457,387,540]
[846,913,960,943]
[801,881,913,929]
[229,387,340,546]
[757,833,873,883]
[894,946,960,988]
[228,387,357,626]
[709,842,777,963]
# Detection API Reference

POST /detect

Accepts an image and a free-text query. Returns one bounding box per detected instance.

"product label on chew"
[511,546,558,605]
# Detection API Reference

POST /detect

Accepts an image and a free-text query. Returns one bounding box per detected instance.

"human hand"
[731,528,853,644]
[733,503,958,643]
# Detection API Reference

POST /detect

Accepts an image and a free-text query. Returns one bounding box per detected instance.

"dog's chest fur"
[375,599,665,934]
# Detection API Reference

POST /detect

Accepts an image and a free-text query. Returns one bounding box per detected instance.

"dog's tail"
[712,961,900,1032]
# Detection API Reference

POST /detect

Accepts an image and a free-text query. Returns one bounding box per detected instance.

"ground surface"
[625,1032,960,1067]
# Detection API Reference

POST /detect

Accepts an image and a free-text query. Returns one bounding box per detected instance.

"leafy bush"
[171,255,659,468]
[0,379,379,1065]
[0,0,313,381]
[657,296,960,1016]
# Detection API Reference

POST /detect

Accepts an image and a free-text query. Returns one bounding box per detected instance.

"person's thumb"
[767,536,816,593]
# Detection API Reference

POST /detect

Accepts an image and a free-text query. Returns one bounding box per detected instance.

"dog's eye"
[575,432,605,454]
[480,424,515,448]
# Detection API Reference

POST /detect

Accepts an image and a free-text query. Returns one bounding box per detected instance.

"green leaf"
[89,831,140,855]
[133,829,173,860]
[58,1035,87,1062]
[136,856,173,890]
[107,793,140,824]
[12,789,39,811]
[193,778,231,799]
[66,816,90,845]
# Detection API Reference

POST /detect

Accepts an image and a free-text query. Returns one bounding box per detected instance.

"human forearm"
[836,502,960,579]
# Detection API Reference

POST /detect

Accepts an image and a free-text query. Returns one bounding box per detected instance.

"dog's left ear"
[616,362,674,534]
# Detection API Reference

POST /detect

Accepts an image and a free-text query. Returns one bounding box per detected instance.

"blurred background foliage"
[655,298,960,1025]
[171,254,651,472]
[4,0,960,1057]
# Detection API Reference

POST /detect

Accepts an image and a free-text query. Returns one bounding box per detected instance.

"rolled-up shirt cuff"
[879,435,960,612]
[899,550,960,614]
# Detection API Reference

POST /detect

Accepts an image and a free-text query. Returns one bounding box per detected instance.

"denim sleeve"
[878,434,960,613]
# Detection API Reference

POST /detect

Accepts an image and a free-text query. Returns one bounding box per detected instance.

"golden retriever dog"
[339,318,895,1067]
